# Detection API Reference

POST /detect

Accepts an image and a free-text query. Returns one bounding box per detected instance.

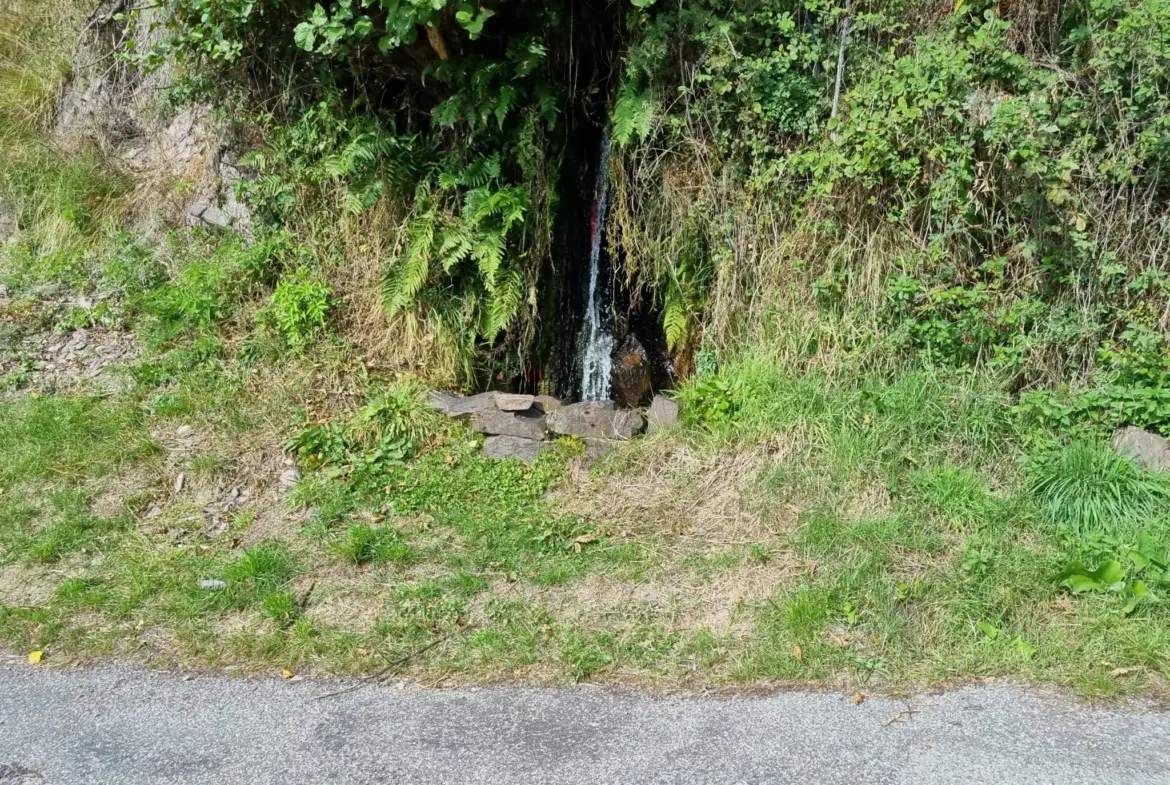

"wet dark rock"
[482,435,547,462]
[647,395,680,434]
[547,401,644,440]
[610,334,652,409]
[473,409,548,441]
[1112,427,1170,472]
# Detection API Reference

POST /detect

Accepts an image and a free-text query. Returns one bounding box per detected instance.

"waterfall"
[579,131,614,401]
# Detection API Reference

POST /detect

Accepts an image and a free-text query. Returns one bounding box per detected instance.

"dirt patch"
[0,563,60,607]
[511,554,803,636]
[298,569,390,634]
[554,440,797,549]
[0,303,139,397]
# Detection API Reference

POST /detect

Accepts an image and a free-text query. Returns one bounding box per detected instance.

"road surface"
[0,666,1166,784]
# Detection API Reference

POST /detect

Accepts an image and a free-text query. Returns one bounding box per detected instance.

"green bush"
[262,268,332,350]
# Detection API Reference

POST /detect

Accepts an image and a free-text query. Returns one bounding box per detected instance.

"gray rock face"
[547,401,644,440]
[647,395,680,434]
[473,409,547,441]
[482,436,547,462]
[494,393,535,412]
[0,204,17,245]
[54,2,252,233]
[1112,426,1170,472]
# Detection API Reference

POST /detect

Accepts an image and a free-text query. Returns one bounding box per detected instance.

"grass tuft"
[1028,441,1170,536]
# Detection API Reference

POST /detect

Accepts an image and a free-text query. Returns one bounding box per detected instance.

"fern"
[663,291,689,352]
[613,82,658,146]
[384,192,437,316]
[482,268,524,338]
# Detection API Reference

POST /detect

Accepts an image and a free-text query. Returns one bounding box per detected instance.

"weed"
[261,269,332,350]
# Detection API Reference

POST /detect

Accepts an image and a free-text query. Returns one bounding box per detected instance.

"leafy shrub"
[142,230,288,341]
[349,377,441,449]
[285,378,439,487]
[262,268,332,350]
[677,373,743,427]
[1028,442,1170,535]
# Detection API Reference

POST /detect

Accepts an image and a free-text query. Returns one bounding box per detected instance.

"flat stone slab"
[495,394,536,412]
[646,395,680,434]
[428,391,499,418]
[482,435,547,461]
[473,409,547,441]
[547,401,644,440]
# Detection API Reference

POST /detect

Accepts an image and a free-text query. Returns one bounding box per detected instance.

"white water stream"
[579,132,613,401]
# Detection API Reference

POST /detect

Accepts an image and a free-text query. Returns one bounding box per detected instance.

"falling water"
[579,131,614,401]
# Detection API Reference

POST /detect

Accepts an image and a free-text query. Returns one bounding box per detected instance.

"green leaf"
[1122,580,1152,615]
[1058,560,1126,594]
[1011,635,1037,658]
[977,621,999,640]
[293,20,318,51]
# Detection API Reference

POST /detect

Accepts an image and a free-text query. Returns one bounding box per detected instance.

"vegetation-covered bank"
[2,0,1170,698]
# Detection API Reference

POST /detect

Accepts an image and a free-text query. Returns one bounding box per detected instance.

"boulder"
[473,409,547,441]
[610,334,652,408]
[482,435,547,462]
[1112,426,1170,472]
[646,395,680,434]
[495,393,536,412]
[547,401,644,440]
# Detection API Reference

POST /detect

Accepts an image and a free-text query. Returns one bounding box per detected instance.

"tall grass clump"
[1028,442,1170,537]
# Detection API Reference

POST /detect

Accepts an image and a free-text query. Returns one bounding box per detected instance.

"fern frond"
[613,82,658,146]
[471,229,506,291]
[663,294,689,352]
[384,206,436,316]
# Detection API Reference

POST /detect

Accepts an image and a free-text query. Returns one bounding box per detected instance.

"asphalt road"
[0,666,1167,784]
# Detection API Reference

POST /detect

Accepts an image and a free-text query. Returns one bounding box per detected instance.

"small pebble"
[198,579,227,590]
[174,473,186,493]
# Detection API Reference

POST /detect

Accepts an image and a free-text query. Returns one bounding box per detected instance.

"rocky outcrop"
[472,409,547,441]
[1112,427,1170,472]
[431,391,670,461]
[54,0,251,233]
[547,401,644,440]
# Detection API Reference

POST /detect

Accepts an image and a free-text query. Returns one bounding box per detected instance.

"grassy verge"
[1,0,1167,699]
[2,331,1169,696]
